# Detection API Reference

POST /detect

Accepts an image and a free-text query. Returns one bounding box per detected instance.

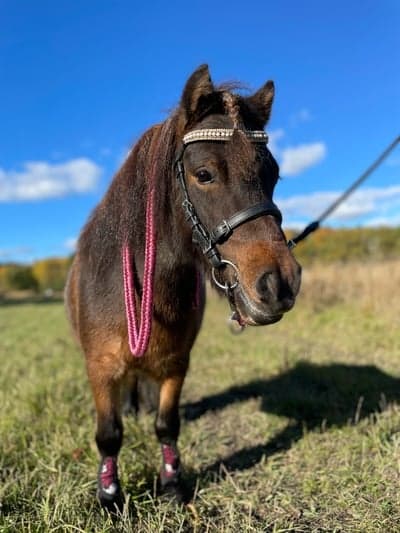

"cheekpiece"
[183,128,268,145]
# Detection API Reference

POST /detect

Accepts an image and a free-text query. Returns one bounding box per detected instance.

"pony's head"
[175,65,301,326]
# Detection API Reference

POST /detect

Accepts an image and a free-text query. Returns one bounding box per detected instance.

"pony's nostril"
[256,270,279,301]
[278,281,294,302]
[256,271,295,308]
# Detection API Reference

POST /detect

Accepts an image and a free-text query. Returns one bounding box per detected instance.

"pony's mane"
[121,114,179,240]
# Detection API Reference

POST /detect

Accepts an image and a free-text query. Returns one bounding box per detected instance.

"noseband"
[174,128,283,291]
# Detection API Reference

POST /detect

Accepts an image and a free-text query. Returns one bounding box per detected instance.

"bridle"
[124,126,283,356]
[174,127,283,296]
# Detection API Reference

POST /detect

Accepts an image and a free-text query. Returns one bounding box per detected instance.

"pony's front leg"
[155,374,187,502]
[87,362,124,511]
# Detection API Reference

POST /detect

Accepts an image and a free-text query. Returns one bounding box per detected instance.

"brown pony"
[65,64,301,509]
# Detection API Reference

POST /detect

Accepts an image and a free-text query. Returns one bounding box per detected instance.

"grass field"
[0,260,399,532]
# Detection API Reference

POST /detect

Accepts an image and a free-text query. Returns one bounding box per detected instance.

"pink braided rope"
[122,186,156,357]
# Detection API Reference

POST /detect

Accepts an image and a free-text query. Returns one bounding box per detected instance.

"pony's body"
[65,65,301,509]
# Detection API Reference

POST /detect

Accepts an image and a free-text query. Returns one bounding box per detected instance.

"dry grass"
[299,259,400,314]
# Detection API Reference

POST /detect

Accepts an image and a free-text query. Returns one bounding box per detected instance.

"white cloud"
[0,246,34,260]
[280,142,327,176]
[0,158,102,202]
[277,184,400,225]
[64,237,78,252]
[278,191,338,219]
[333,186,400,220]
[267,128,285,155]
[364,214,400,227]
[290,108,312,126]
[267,128,327,177]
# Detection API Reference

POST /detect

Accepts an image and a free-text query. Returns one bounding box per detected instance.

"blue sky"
[1,0,399,263]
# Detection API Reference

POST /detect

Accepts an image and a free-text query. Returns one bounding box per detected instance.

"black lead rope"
[288,135,400,249]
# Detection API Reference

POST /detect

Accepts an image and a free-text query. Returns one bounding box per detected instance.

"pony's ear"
[247,80,275,126]
[180,64,214,123]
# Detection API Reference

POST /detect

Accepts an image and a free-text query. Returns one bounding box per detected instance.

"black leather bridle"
[174,128,283,290]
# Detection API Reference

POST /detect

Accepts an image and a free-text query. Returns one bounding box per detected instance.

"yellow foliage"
[32,257,71,291]
[289,226,400,266]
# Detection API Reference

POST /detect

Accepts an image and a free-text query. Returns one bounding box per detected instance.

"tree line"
[0,226,399,293]
[0,257,73,293]
[290,226,400,266]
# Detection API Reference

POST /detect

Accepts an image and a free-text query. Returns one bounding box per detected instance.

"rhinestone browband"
[183,128,268,145]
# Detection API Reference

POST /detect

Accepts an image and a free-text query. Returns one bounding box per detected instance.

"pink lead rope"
[122,186,156,357]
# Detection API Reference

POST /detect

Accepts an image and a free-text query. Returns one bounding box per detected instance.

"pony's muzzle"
[232,258,301,326]
[255,269,297,312]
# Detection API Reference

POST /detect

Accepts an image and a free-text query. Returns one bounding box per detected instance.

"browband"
[183,128,268,145]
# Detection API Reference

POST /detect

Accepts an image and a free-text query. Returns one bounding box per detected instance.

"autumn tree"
[0,264,38,291]
[32,257,70,291]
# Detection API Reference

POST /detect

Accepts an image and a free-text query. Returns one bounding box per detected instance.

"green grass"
[0,274,400,532]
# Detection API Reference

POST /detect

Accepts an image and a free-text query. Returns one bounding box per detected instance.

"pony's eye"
[195,169,214,184]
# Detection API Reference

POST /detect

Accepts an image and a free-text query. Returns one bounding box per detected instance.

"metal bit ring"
[211,260,240,291]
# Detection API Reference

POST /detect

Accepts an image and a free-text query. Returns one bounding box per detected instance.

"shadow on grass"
[182,362,400,478]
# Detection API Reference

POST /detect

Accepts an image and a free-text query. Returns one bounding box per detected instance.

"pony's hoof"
[97,487,124,514]
[158,476,190,505]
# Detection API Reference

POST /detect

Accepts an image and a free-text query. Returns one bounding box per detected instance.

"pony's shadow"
[182,361,400,479]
